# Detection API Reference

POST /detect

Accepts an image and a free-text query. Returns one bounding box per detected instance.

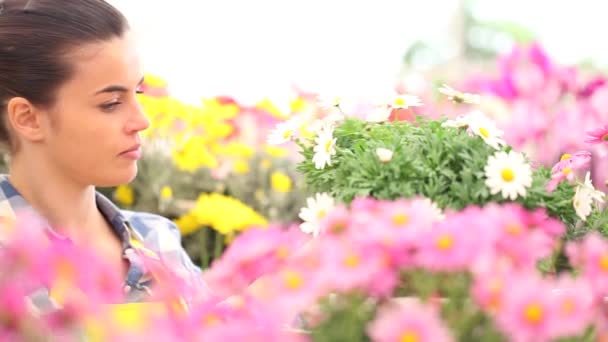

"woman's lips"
[119,145,142,160]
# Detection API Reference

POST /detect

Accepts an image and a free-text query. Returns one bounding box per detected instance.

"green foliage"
[297,117,604,240]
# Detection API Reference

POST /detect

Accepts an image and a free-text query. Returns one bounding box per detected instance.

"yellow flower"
[290,96,308,114]
[174,213,201,236]
[172,137,219,172]
[256,98,289,119]
[264,145,288,158]
[214,142,255,158]
[160,186,173,200]
[260,159,272,170]
[233,160,250,174]
[114,185,134,207]
[271,171,292,192]
[176,193,268,236]
[143,73,168,88]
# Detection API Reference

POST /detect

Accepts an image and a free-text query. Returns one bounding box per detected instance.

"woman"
[0,0,208,310]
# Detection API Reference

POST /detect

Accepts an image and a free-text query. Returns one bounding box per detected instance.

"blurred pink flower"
[585,124,608,144]
[367,300,453,342]
[415,213,481,272]
[318,238,397,297]
[494,274,556,342]
[550,276,596,337]
[566,233,608,297]
[203,226,307,297]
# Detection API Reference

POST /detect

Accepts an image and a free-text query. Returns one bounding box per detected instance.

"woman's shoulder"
[120,210,183,245]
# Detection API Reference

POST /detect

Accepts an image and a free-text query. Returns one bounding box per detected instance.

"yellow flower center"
[329,221,348,234]
[203,314,221,326]
[523,303,543,324]
[392,213,409,226]
[283,270,303,290]
[501,168,515,182]
[395,97,406,106]
[563,167,572,175]
[317,209,327,219]
[560,153,571,161]
[603,133,608,141]
[599,254,608,271]
[561,299,575,314]
[344,253,360,268]
[399,331,419,342]
[275,246,289,260]
[436,234,453,251]
[479,127,490,138]
[325,140,333,153]
[505,223,523,236]
[283,130,292,140]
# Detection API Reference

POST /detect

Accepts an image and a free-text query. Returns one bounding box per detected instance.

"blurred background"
[109,0,608,103]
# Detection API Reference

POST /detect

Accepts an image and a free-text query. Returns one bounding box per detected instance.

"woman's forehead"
[64,34,143,92]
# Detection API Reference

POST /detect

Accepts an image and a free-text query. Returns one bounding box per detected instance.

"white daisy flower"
[307,108,345,134]
[441,114,470,129]
[438,84,481,104]
[485,151,533,200]
[388,93,423,109]
[573,172,605,221]
[376,148,394,163]
[365,105,392,123]
[466,110,506,150]
[312,124,337,169]
[316,94,344,109]
[267,116,302,145]
[299,193,335,236]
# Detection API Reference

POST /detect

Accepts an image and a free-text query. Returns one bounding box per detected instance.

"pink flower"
[585,125,608,144]
[415,212,481,272]
[471,268,512,314]
[547,151,592,192]
[566,233,608,297]
[367,300,454,342]
[260,264,324,322]
[350,198,441,268]
[203,226,307,297]
[494,274,557,342]
[487,204,563,269]
[318,238,397,297]
[550,276,596,338]
[318,205,352,237]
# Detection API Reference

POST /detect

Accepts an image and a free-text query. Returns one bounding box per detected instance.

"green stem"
[213,231,224,260]
[199,228,209,270]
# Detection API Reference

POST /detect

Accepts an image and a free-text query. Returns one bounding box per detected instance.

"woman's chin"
[94,166,138,188]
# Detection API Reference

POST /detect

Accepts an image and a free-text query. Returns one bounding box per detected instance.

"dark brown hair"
[0,0,129,149]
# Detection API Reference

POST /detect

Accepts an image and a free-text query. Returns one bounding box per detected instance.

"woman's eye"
[100,102,121,112]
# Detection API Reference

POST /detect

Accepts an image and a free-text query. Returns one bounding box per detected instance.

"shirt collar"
[0,174,132,247]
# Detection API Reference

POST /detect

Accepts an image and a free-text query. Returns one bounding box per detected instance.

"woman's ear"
[6,97,46,143]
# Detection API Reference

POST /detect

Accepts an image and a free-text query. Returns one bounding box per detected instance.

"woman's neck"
[9,154,105,242]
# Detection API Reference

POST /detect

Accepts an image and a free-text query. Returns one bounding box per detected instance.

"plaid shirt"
[0,175,210,311]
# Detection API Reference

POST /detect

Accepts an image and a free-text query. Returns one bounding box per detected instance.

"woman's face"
[42,33,149,187]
